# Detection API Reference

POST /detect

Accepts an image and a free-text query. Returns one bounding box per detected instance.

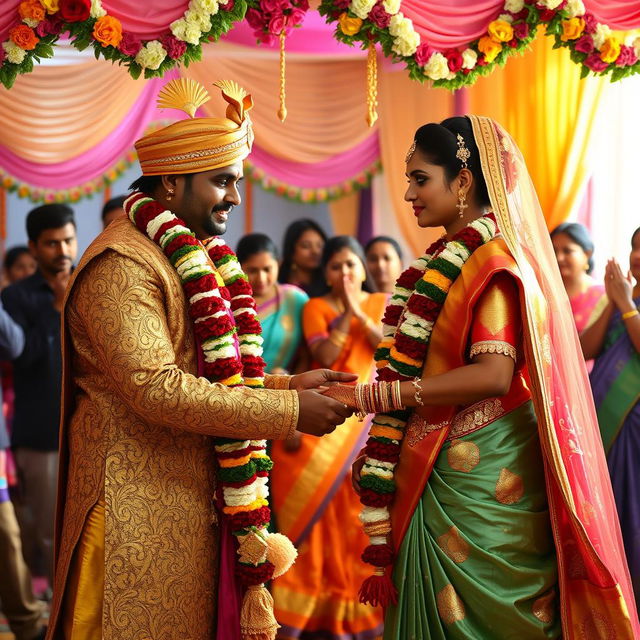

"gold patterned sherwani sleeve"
[71,250,299,440]
[264,374,292,390]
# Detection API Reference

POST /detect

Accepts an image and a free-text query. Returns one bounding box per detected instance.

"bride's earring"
[456,189,467,218]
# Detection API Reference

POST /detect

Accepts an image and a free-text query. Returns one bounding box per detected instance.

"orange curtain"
[377,70,453,258]
[0,60,147,163]
[185,44,374,164]
[468,32,605,231]
[328,191,360,236]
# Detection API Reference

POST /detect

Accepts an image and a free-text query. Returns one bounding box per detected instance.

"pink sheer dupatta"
[471,115,640,638]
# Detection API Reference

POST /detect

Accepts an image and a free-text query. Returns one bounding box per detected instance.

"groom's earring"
[456,189,467,218]
[166,188,175,201]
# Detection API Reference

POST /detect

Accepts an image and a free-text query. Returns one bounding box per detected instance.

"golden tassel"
[240,584,279,640]
[278,30,287,122]
[366,42,378,127]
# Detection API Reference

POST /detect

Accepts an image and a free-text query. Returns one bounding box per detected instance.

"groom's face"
[172,161,244,240]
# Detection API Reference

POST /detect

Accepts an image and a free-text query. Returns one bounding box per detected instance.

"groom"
[46,80,353,640]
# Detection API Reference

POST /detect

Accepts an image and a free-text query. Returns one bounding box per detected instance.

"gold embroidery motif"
[495,468,524,504]
[447,440,480,473]
[436,584,466,624]
[406,414,448,447]
[237,531,268,566]
[469,340,516,361]
[144,134,249,166]
[541,333,552,365]
[265,374,292,390]
[579,609,615,640]
[449,398,504,440]
[532,588,556,624]
[437,527,470,563]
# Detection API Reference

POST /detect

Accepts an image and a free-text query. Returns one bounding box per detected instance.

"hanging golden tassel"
[366,41,378,127]
[240,584,279,640]
[278,30,287,122]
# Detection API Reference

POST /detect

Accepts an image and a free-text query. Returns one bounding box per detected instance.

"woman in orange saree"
[271,235,387,639]
[327,116,639,638]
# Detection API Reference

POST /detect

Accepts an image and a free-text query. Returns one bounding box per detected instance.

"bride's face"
[404,151,460,229]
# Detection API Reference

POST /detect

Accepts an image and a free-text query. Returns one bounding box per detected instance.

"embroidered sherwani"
[46,218,299,640]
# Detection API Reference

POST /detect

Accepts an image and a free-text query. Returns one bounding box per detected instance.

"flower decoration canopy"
[0,0,639,89]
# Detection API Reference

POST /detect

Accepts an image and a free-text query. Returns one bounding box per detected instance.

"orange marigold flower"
[478,35,502,63]
[18,0,46,23]
[338,13,363,36]
[560,17,585,42]
[92,15,123,48]
[9,24,40,50]
[487,19,513,43]
[600,37,621,64]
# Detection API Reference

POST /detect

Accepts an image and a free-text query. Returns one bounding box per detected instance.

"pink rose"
[616,45,638,67]
[260,0,286,13]
[511,9,528,20]
[477,55,488,67]
[119,32,142,56]
[288,7,306,27]
[513,22,529,40]
[369,2,390,28]
[222,0,235,9]
[333,0,350,9]
[36,15,64,37]
[583,12,597,34]
[268,13,286,34]
[0,46,5,66]
[254,28,275,44]
[508,37,518,48]
[584,53,608,72]
[296,0,309,10]
[414,43,435,66]
[445,49,463,72]
[161,34,187,59]
[246,8,265,29]
[574,34,594,54]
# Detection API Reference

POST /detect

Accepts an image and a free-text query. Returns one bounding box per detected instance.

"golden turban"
[135,79,254,176]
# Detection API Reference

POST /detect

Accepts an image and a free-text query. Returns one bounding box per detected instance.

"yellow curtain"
[377,70,453,258]
[328,191,360,236]
[0,60,147,163]
[468,32,606,231]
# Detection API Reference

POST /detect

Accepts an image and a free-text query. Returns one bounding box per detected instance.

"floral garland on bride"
[357,212,498,606]
[124,190,295,639]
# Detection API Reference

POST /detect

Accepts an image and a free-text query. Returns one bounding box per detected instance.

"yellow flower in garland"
[38,0,59,13]
[560,17,585,41]
[93,15,123,48]
[600,37,621,63]
[339,12,363,36]
[478,35,502,63]
[487,19,514,43]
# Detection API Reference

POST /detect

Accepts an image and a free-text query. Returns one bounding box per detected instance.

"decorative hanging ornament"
[278,30,288,122]
[366,41,378,127]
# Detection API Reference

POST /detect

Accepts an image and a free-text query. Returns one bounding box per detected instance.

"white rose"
[3,41,27,64]
[633,36,640,59]
[171,18,188,40]
[382,0,401,15]
[392,31,419,56]
[389,13,414,38]
[90,0,107,18]
[423,52,450,80]
[498,13,514,23]
[504,0,524,12]
[538,0,562,8]
[135,41,167,70]
[186,8,212,31]
[190,0,220,14]
[461,48,477,69]
[22,17,39,28]
[349,0,376,19]
[593,23,611,50]
[564,0,585,17]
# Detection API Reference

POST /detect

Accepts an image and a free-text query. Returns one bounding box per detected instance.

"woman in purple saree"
[582,226,640,605]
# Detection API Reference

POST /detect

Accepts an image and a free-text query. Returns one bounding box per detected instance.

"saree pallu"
[271,294,387,639]
[590,298,640,604]
[385,401,560,639]
[258,284,309,373]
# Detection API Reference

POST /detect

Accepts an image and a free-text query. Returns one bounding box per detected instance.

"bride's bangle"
[411,378,425,407]
[622,308,639,321]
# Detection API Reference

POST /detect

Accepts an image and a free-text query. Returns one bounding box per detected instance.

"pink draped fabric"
[249,133,379,188]
[584,0,640,29]
[223,11,362,55]
[0,1,20,42]
[400,0,503,49]
[0,74,177,189]
[101,0,188,40]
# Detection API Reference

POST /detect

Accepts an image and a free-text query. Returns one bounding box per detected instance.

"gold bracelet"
[411,377,424,407]
[622,308,639,321]
[329,329,347,347]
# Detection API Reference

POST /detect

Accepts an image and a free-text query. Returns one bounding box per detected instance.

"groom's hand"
[296,389,353,437]
[290,369,358,391]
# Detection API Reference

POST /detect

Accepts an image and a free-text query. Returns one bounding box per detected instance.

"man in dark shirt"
[2,204,77,586]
